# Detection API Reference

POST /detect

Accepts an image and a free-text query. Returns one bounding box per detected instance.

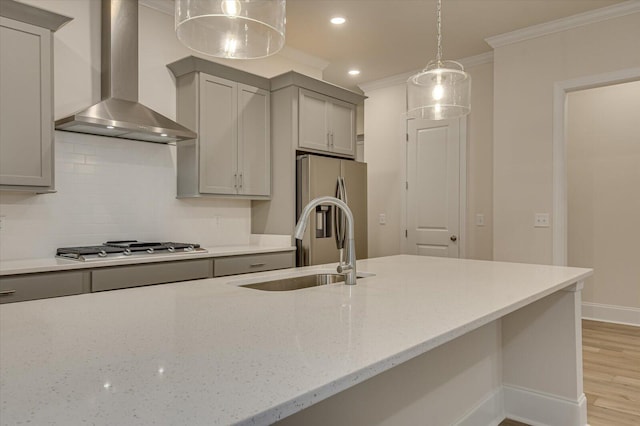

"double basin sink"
[235,271,374,292]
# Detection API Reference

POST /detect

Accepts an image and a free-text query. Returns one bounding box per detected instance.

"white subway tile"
[0,134,252,261]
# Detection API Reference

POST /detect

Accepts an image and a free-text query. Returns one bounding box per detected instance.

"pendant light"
[407,0,471,120]
[175,0,286,59]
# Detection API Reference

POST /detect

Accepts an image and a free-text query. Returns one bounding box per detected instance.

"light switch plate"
[378,213,386,225]
[534,213,550,228]
[475,214,485,226]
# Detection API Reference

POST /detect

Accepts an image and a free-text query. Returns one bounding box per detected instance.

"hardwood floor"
[582,320,640,426]
[499,320,639,426]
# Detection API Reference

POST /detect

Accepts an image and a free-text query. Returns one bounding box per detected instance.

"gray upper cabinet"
[299,88,356,157]
[0,2,71,193]
[252,72,365,237]
[168,57,270,199]
[271,72,364,160]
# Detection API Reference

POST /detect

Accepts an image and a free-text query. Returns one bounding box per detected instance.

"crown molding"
[358,70,415,93]
[486,0,640,48]
[358,51,494,93]
[458,51,494,68]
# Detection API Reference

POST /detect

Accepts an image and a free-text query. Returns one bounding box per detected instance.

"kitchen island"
[0,255,591,425]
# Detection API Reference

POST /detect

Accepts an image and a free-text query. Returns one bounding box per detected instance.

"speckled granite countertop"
[0,255,591,425]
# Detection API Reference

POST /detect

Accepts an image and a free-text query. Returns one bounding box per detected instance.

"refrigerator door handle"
[334,178,343,251]
[340,176,348,259]
[334,177,347,252]
[340,175,348,205]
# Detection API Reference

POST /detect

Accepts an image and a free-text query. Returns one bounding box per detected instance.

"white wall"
[0,0,323,261]
[492,11,640,264]
[362,84,406,258]
[567,81,640,311]
[362,61,495,260]
[465,62,494,260]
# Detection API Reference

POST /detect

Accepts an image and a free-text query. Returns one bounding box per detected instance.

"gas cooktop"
[56,240,206,262]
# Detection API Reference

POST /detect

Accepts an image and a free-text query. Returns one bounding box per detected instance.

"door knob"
[450,235,457,242]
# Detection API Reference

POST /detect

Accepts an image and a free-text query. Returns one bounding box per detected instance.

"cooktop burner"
[56,240,205,261]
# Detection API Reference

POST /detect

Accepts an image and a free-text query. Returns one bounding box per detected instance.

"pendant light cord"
[436,0,443,66]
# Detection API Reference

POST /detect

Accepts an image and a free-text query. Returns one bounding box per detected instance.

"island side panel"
[276,321,503,426]
[501,282,586,426]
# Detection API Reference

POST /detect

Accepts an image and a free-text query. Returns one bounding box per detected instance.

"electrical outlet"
[475,214,485,226]
[378,213,386,225]
[534,213,550,228]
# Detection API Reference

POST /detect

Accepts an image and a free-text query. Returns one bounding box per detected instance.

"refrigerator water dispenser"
[315,205,333,238]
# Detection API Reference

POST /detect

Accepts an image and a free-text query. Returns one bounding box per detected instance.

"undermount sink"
[237,271,374,292]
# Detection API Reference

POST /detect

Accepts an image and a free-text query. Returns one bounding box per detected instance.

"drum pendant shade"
[175,0,286,59]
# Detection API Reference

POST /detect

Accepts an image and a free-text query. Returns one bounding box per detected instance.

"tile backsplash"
[0,132,251,261]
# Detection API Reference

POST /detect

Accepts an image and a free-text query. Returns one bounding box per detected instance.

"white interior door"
[406,118,461,257]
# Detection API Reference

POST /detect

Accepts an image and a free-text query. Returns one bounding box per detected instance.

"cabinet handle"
[0,290,16,296]
[234,174,238,189]
[250,263,266,267]
[239,173,243,189]
[327,132,331,147]
[331,131,335,147]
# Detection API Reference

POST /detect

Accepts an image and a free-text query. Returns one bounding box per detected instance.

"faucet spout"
[295,196,357,285]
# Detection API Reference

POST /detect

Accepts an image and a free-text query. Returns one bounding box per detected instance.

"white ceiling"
[157,0,628,91]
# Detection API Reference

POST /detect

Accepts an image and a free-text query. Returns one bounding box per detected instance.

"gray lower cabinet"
[0,251,294,303]
[214,252,295,277]
[92,259,213,292]
[0,2,71,193]
[0,270,90,304]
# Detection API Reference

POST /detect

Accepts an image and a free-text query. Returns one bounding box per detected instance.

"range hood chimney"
[55,0,196,143]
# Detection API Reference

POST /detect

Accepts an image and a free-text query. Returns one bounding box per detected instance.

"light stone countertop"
[0,234,295,276]
[0,255,592,425]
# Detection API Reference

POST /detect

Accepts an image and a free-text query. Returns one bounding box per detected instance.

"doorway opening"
[566,80,640,325]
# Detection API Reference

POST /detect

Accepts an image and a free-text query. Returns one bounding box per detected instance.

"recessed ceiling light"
[348,69,360,76]
[330,17,346,25]
[160,133,168,137]
[106,125,114,129]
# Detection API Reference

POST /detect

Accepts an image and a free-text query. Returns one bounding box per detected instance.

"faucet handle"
[337,263,352,274]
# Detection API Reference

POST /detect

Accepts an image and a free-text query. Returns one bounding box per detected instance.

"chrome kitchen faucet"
[294,196,357,285]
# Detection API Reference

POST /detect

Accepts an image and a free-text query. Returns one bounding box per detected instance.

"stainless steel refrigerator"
[296,154,368,266]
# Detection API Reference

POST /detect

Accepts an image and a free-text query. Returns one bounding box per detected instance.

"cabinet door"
[238,84,270,197]
[329,99,356,157]
[0,17,53,187]
[0,271,89,304]
[298,88,330,152]
[198,74,238,194]
[91,259,212,291]
[213,251,294,277]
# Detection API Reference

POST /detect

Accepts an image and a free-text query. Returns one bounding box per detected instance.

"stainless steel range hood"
[55,0,196,143]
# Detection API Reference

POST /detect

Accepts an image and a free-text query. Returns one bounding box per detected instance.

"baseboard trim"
[454,387,504,426]
[582,302,640,326]
[503,385,587,426]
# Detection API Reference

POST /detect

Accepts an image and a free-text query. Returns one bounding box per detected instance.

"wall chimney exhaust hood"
[55,0,196,143]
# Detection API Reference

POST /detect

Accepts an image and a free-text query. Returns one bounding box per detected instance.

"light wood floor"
[499,320,639,426]
[582,320,640,426]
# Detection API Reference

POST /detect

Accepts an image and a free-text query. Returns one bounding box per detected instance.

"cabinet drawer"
[214,252,294,277]
[0,271,90,304]
[92,259,213,292]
